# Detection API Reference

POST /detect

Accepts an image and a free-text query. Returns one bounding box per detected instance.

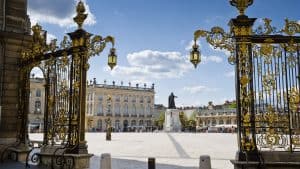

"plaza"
[30,133,237,169]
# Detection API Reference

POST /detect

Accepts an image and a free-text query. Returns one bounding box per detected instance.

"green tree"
[154,112,165,130]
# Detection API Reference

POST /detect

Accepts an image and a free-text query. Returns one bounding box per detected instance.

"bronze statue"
[168,92,177,109]
[105,118,112,141]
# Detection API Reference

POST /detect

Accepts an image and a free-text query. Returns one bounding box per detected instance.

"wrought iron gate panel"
[252,41,300,151]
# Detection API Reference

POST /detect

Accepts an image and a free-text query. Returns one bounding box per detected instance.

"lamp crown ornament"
[74,1,87,29]
[230,0,253,16]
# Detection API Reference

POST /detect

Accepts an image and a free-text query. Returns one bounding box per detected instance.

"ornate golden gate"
[190,0,300,162]
[17,1,117,166]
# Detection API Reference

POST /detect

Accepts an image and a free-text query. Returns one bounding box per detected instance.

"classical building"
[28,77,45,132]
[85,79,155,132]
[196,101,237,132]
[28,78,156,132]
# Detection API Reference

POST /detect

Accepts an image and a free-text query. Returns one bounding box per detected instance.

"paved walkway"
[27,133,237,169]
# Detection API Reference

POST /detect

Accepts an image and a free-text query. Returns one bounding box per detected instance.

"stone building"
[27,78,156,132]
[0,0,31,145]
[85,79,155,132]
[28,77,45,133]
[196,101,237,132]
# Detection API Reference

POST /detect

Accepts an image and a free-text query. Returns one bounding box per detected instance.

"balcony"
[131,114,137,117]
[115,113,121,117]
[123,114,129,117]
[146,115,152,118]
[139,114,144,117]
[106,113,112,117]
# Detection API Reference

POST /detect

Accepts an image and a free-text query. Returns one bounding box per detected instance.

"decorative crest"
[230,0,253,15]
[73,1,88,29]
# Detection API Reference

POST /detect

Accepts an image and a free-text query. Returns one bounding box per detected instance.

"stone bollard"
[199,155,211,169]
[148,157,155,169]
[100,153,111,169]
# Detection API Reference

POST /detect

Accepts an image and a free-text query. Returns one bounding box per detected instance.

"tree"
[154,112,165,130]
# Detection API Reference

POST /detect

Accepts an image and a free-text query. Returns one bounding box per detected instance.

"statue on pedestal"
[168,92,177,109]
[105,118,112,141]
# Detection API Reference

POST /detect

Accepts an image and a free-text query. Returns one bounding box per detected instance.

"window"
[35,100,41,113]
[219,119,224,125]
[132,104,136,114]
[140,104,144,115]
[226,119,231,124]
[115,103,120,115]
[146,105,151,115]
[124,96,128,102]
[147,96,151,103]
[124,104,129,115]
[97,103,103,115]
[131,120,136,126]
[97,119,102,130]
[98,95,103,101]
[36,89,41,97]
[139,120,144,126]
[115,95,120,102]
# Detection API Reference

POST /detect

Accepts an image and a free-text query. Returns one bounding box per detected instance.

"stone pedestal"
[231,151,300,169]
[38,145,93,169]
[164,109,182,132]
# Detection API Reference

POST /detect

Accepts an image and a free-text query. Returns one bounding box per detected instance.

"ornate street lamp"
[190,41,200,68]
[108,47,117,70]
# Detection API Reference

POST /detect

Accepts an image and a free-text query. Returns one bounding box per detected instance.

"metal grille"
[252,42,300,151]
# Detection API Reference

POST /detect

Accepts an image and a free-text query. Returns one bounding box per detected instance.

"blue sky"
[28,0,300,107]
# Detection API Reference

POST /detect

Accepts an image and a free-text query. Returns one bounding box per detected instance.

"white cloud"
[225,71,235,77]
[183,85,218,94]
[107,50,193,82]
[202,55,223,63]
[28,0,96,28]
[209,44,231,57]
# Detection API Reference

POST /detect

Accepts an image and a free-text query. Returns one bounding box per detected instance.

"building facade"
[28,77,45,132]
[85,80,155,132]
[196,102,237,132]
[28,78,156,132]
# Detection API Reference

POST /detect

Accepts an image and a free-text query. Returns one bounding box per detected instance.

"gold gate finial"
[230,0,253,16]
[74,1,88,29]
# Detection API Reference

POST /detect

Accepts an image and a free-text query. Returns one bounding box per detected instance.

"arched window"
[219,119,224,125]
[212,119,216,126]
[139,120,144,126]
[115,120,120,131]
[36,89,41,97]
[131,120,136,126]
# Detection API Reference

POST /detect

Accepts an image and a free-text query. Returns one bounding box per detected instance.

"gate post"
[229,8,258,162]
[67,29,91,154]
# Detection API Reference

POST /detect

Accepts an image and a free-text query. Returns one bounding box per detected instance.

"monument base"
[231,151,300,169]
[37,145,93,169]
[164,109,182,132]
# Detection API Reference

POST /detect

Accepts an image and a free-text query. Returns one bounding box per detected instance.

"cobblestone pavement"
[29,132,237,169]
